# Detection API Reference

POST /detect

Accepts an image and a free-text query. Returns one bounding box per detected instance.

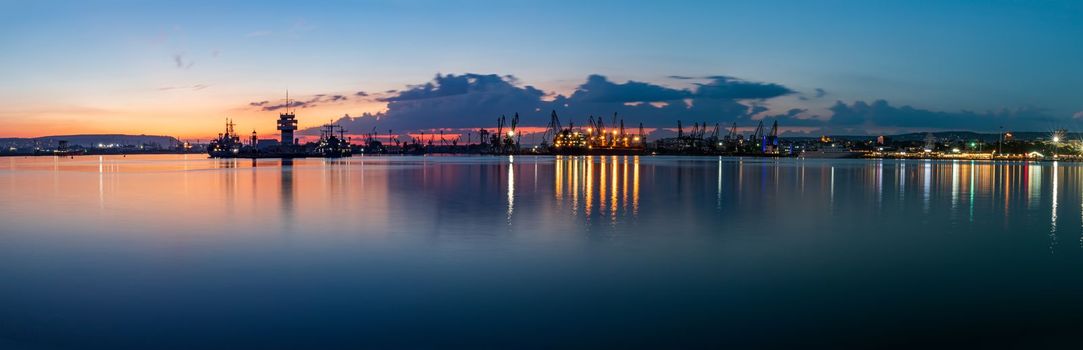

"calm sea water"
[2,154,1082,348]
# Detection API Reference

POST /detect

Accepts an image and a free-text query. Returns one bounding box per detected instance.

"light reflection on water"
[3,155,1083,348]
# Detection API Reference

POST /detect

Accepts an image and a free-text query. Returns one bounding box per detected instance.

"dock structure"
[206,105,808,158]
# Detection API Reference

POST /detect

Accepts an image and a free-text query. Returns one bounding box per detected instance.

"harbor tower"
[278,112,297,145]
[277,90,298,145]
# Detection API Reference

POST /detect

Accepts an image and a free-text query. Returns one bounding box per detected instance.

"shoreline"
[4,151,1078,163]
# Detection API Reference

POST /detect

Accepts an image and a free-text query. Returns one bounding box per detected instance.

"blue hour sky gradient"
[1,0,1081,138]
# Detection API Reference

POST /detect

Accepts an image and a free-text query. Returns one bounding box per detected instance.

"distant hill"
[0,134,182,149]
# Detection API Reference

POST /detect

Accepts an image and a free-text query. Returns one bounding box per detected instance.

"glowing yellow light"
[507,130,515,137]
[587,128,593,133]
[633,137,640,141]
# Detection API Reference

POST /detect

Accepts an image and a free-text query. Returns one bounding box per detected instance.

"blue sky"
[1,0,1081,137]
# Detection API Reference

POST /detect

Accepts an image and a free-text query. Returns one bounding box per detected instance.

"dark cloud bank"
[779,101,1057,134]
[271,73,1062,136]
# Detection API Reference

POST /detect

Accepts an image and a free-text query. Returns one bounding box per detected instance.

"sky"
[1,0,1082,139]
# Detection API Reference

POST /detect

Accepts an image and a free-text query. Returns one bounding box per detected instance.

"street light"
[1053,135,1061,158]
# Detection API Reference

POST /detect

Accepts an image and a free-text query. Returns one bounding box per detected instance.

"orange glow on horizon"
[5,93,815,141]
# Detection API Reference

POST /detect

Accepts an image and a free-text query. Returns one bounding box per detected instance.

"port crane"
[540,110,563,148]
[752,120,766,151]
[725,122,738,141]
[490,114,520,154]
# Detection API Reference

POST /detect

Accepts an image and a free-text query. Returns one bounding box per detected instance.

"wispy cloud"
[247,94,350,111]
[799,88,828,101]
[172,53,194,69]
[158,84,208,91]
[259,100,307,112]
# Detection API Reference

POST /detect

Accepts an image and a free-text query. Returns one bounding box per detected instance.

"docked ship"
[313,122,352,158]
[800,144,863,158]
[207,119,243,157]
[543,111,646,155]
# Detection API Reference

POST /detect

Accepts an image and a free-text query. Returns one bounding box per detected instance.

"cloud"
[378,74,537,102]
[1074,110,1083,119]
[263,72,1065,138]
[172,53,194,69]
[355,91,369,97]
[800,88,827,101]
[693,76,794,100]
[311,73,784,135]
[260,100,307,112]
[666,75,794,100]
[158,84,208,91]
[769,100,1057,133]
[747,103,769,116]
[568,74,689,103]
[363,73,548,129]
[247,94,352,111]
[781,108,807,118]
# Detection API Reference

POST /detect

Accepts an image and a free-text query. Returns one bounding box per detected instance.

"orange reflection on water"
[611,156,618,218]
[585,156,593,217]
[553,156,640,218]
